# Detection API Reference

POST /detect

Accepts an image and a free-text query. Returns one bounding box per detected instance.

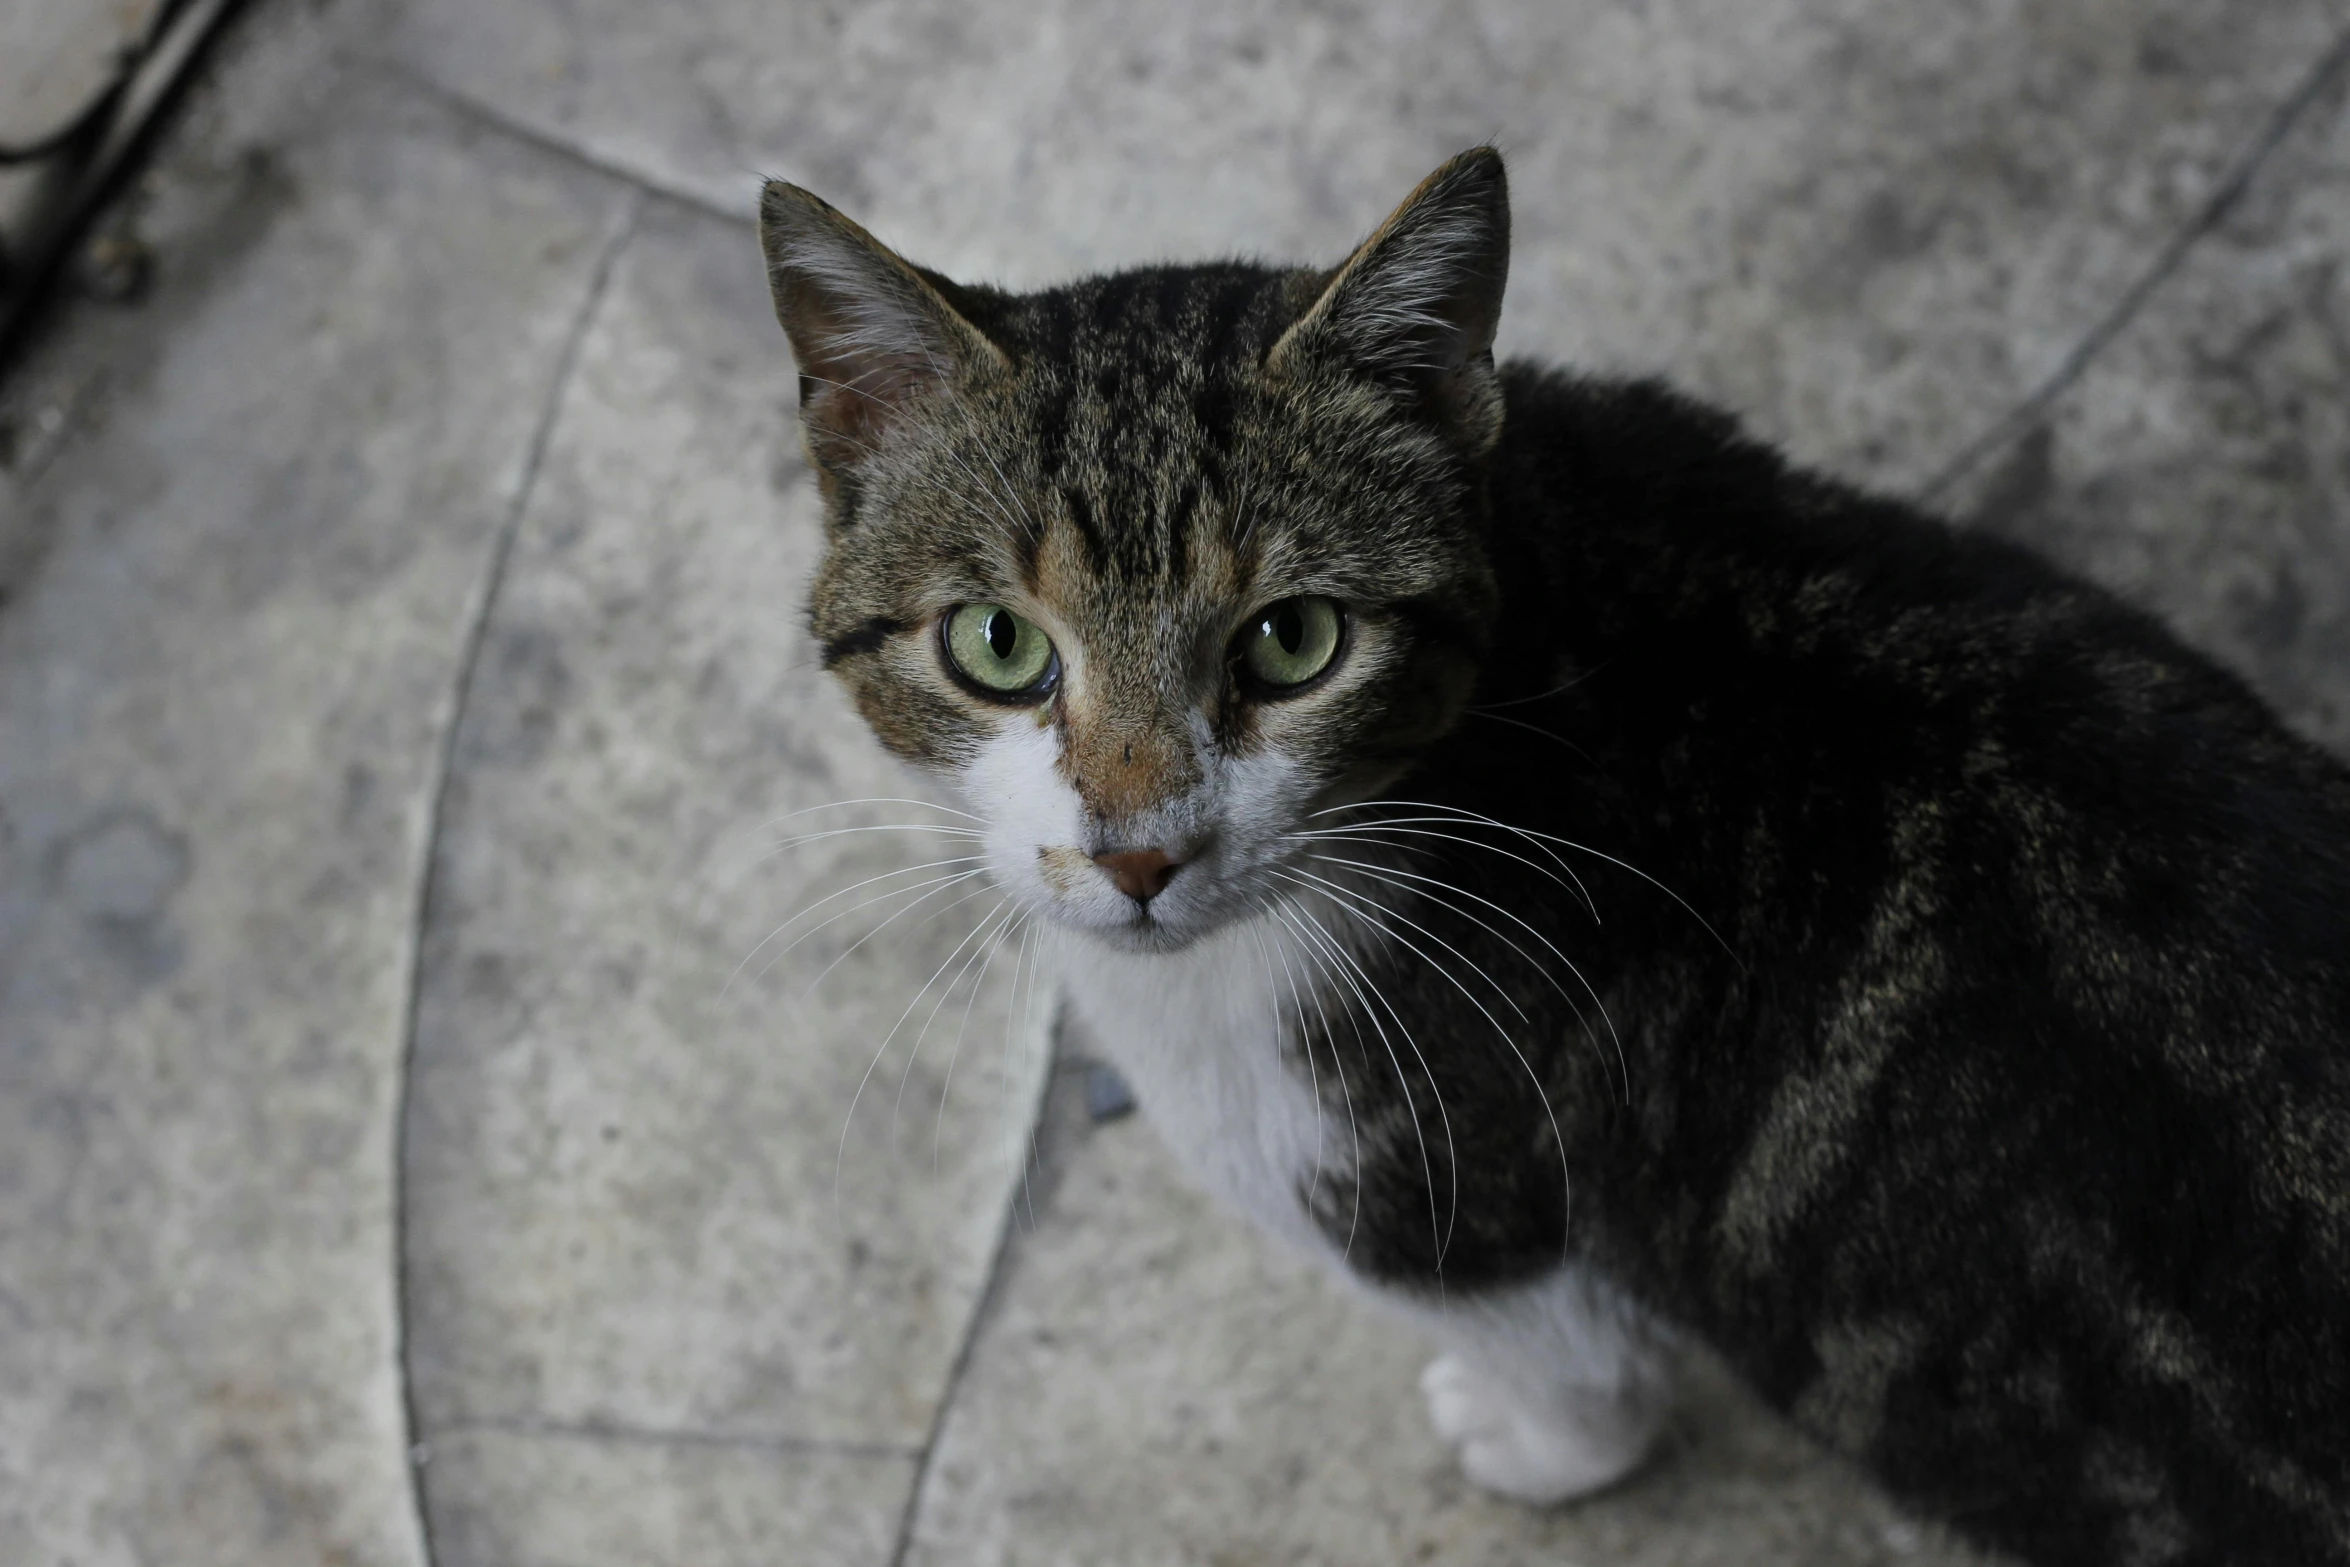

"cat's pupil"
[986,610,1016,660]
[1273,603,1304,654]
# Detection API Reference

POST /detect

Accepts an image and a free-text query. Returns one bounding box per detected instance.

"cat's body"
[755,150,2350,1565]
[1063,366,2350,1563]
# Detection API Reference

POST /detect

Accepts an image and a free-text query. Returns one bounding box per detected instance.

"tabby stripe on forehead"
[1192,371,1238,454]
[820,616,907,667]
[1198,277,1256,359]
[1032,379,1074,485]
[832,476,865,531]
[1169,477,1204,581]
[1062,487,1106,569]
[1152,268,1191,329]
[1095,270,1144,330]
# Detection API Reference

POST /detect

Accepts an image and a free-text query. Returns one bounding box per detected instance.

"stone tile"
[369,0,2343,492]
[399,189,1051,1480]
[9,3,2341,1565]
[904,1051,1991,1567]
[420,1425,914,1567]
[0,14,635,1567]
[1956,64,2350,755]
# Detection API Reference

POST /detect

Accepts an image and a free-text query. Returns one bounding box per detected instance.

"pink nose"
[1093,848,1182,903]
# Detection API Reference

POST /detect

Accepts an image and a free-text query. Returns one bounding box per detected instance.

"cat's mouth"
[1030,840,1230,953]
[1099,905,1219,955]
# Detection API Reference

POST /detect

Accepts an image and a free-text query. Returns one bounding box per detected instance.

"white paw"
[1420,1353,1665,1505]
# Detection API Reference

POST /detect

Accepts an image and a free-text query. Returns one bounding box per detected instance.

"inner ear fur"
[758,181,1005,471]
[1269,147,1511,453]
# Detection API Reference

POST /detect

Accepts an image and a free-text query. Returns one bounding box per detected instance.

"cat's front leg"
[1419,1345,1673,1502]
[1398,1267,1679,1504]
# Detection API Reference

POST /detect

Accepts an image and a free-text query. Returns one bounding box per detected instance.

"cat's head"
[759,150,1508,952]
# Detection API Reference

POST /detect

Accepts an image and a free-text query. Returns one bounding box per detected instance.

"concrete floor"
[2,1,2347,1563]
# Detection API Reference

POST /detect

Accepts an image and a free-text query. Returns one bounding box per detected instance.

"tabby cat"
[755,149,2350,1565]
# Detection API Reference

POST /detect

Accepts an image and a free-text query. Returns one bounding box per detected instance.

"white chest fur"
[1051,915,1680,1506]
[1053,915,1339,1255]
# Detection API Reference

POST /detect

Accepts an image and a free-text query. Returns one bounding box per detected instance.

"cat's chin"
[1056,905,1220,956]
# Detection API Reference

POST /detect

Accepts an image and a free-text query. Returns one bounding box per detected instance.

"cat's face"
[761,152,1509,952]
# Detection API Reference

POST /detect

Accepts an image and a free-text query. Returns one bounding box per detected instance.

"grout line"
[885,1010,1066,1567]
[1920,20,2350,509]
[389,188,644,1567]
[354,52,753,230]
[434,1414,921,1462]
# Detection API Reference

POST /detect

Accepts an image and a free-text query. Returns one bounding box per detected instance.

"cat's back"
[1479,364,2350,1564]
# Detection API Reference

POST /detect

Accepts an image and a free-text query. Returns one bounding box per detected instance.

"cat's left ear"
[758,181,1006,472]
[1269,147,1510,455]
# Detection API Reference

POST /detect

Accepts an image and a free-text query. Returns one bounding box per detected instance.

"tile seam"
[432,1414,922,1462]
[1921,20,2350,507]
[885,1031,1064,1567]
[353,51,752,229]
[390,188,644,1567]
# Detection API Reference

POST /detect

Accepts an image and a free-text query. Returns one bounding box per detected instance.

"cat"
[754,148,2350,1566]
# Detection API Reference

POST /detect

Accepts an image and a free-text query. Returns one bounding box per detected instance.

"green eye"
[944,603,1057,698]
[1240,596,1344,690]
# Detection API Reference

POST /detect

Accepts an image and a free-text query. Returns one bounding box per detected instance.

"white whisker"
[760,822,986,854]
[723,856,987,997]
[1301,850,1629,1105]
[835,893,1010,1217]
[1321,798,1743,968]
[1255,893,1367,1260]
[754,795,986,830]
[1244,919,1325,1218]
[1003,923,1049,1234]
[1299,810,1596,918]
[1463,706,1597,764]
[1468,660,1612,710]
[1280,865,1526,1023]
[1269,893,1456,1273]
[1277,865,1574,1261]
[891,901,1020,1151]
[936,916,1031,1172]
[739,821,984,879]
[786,871,995,1005]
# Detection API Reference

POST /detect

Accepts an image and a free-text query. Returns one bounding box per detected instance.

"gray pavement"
[1,1,2347,1564]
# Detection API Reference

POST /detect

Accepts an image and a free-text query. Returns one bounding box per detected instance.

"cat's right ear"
[758,182,1003,471]
[1268,148,1510,456]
